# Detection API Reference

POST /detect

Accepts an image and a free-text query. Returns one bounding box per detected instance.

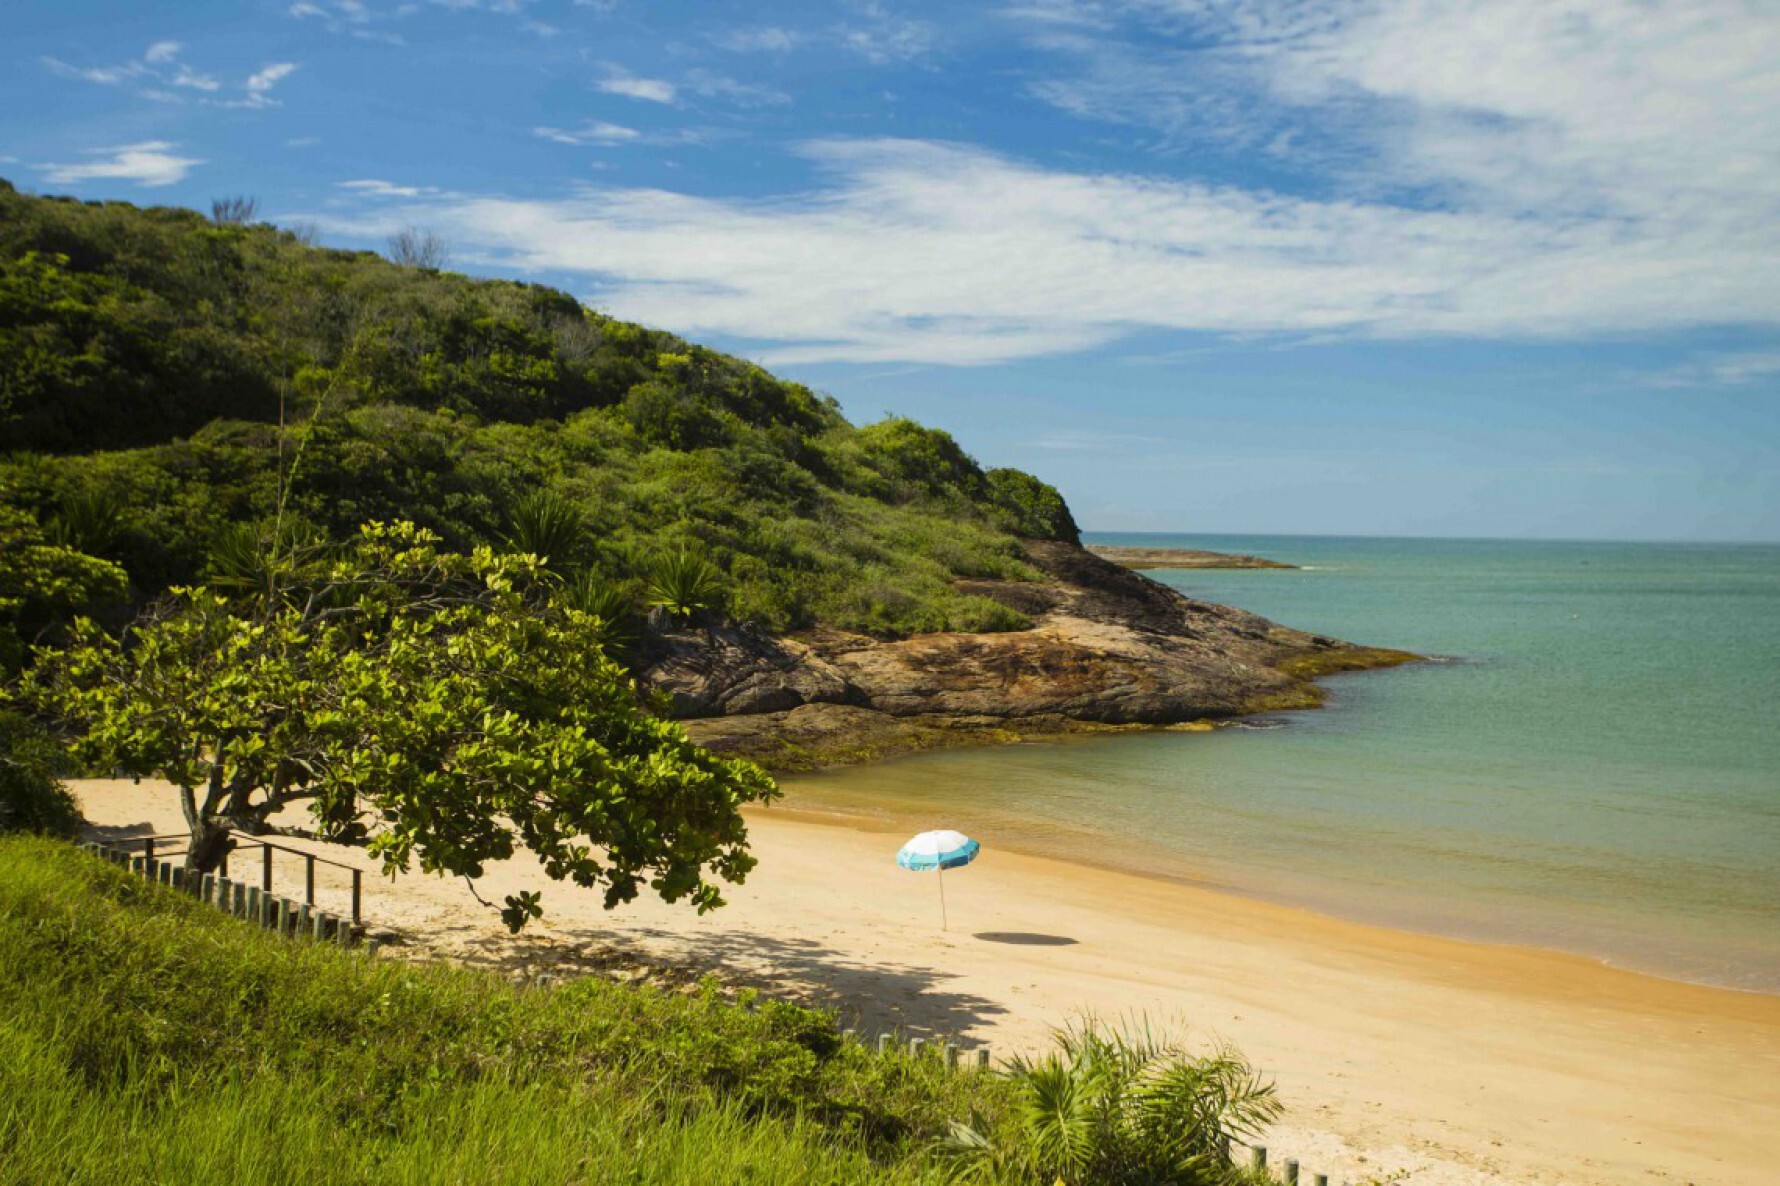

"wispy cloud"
[1637,351,1780,389]
[596,72,678,104]
[835,2,937,64]
[711,26,804,53]
[38,141,203,188]
[44,42,299,109]
[533,121,640,145]
[228,61,300,107]
[337,178,441,198]
[308,130,1780,366]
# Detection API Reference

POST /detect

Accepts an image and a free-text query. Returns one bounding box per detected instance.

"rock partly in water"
[643,541,1414,770]
[1086,545,1296,570]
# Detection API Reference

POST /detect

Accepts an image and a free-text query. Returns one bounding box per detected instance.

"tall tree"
[25,521,776,928]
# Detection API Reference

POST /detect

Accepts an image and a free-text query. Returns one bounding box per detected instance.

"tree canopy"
[23,521,777,928]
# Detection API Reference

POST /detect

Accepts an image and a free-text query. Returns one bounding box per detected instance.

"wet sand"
[74,778,1780,1186]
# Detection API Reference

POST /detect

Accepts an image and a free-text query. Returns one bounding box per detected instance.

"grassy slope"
[0,836,1008,1185]
[0,180,1075,641]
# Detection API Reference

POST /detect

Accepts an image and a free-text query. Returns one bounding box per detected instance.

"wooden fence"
[82,839,374,951]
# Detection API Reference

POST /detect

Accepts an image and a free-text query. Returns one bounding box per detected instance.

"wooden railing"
[126,831,363,925]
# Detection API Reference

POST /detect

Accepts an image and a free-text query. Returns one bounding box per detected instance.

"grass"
[0,835,1008,1185]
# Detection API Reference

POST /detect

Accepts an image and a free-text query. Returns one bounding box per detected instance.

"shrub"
[943,1019,1283,1185]
[0,712,81,837]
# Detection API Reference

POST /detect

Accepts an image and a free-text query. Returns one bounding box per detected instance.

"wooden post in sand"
[944,1044,959,1069]
[877,1034,893,1056]
[1284,1158,1299,1185]
[201,874,215,906]
[1314,1174,1329,1186]
[975,1048,990,1070]
[908,1037,924,1058]
[1251,1147,1267,1172]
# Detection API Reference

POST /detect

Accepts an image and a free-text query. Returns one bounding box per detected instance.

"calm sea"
[781,534,1780,993]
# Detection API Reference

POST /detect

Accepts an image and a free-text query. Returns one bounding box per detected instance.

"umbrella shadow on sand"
[972,932,1078,947]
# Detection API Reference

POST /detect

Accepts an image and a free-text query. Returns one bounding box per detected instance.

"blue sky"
[5,0,1779,541]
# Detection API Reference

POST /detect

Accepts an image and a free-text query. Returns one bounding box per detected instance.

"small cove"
[782,533,1780,993]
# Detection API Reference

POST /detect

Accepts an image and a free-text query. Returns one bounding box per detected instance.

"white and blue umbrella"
[896,829,980,930]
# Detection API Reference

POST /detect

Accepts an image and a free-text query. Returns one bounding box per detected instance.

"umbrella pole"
[939,865,948,931]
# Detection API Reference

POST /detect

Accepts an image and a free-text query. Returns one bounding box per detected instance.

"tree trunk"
[185,818,234,875]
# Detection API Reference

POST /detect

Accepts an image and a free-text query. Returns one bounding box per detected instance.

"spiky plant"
[558,572,642,658]
[504,491,588,572]
[47,488,124,557]
[644,548,725,622]
[204,520,332,599]
[942,1018,1282,1185]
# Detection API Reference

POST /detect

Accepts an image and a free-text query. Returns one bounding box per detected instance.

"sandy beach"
[74,778,1780,1186]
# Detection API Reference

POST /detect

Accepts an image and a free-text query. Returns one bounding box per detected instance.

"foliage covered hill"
[0,180,1077,650]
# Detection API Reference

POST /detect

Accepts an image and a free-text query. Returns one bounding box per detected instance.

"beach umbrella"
[896,829,980,930]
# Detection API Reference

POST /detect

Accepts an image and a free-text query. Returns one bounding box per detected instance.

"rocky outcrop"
[1086,545,1296,570]
[642,541,1414,769]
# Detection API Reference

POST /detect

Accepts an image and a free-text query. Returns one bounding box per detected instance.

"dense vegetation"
[0,838,1281,1185]
[0,180,1079,667]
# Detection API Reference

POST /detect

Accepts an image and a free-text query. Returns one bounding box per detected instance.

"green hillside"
[0,180,1077,653]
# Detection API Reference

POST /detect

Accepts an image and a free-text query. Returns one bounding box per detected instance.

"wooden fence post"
[130,855,145,877]
[1284,1158,1299,1185]
[276,898,292,936]
[351,869,362,925]
[201,873,215,905]
[877,1034,893,1056]
[305,854,316,906]
[297,903,312,938]
[261,846,273,893]
[1315,1174,1329,1186]
[313,911,328,941]
[247,886,262,926]
[908,1037,924,1058]
[1251,1147,1268,1172]
[337,918,352,948]
[944,1044,959,1069]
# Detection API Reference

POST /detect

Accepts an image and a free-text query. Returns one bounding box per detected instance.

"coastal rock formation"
[644,542,1413,768]
[1086,545,1296,570]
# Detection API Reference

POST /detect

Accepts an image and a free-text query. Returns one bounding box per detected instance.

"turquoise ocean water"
[782,534,1780,993]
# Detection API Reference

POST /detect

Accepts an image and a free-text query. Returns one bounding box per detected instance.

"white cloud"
[533,121,640,145]
[172,64,221,91]
[306,131,1780,366]
[38,141,203,188]
[597,73,677,104]
[44,42,298,109]
[247,62,300,94]
[337,178,439,198]
[1712,353,1780,385]
[712,26,804,53]
[285,1,1778,367]
[835,5,937,64]
[43,56,144,86]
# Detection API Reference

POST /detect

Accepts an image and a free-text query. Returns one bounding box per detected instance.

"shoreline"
[780,755,1780,999]
[72,777,1780,1186]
